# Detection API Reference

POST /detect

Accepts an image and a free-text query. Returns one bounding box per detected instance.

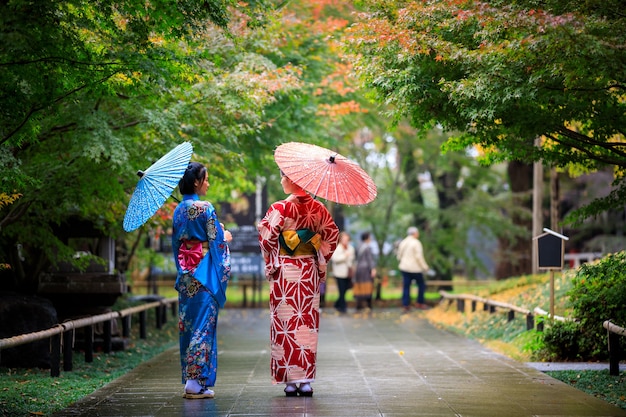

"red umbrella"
[274,142,377,205]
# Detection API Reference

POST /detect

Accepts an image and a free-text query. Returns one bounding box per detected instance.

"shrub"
[548,251,626,361]
[540,320,587,361]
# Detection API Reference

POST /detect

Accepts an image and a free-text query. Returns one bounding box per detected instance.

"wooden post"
[156,305,163,330]
[604,321,624,377]
[526,314,535,331]
[63,330,73,372]
[122,315,131,338]
[532,140,544,275]
[139,310,147,339]
[550,270,555,321]
[507,310,515,322]
[50,334,61,377]
[103,320,112,353]
[608,331,620,376]
[162,304,168,324]
[85,325,94,363]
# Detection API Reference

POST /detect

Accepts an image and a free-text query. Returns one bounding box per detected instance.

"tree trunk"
[495,161,534,279]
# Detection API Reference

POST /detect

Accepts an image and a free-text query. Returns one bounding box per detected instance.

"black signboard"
[534,229,568,270]
[229,253,263,276]
[228,225,261,253]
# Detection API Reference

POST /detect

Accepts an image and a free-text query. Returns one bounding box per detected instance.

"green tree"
[0,0,303,291]
[349,123,525,282]
[345,0,626,222]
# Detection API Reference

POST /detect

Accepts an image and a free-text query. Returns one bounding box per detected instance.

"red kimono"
[258,193,339,385]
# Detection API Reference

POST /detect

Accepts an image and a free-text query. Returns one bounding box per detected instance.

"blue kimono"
[172,194,230,387]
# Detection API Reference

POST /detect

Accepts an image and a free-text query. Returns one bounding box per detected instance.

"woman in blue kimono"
[172,162,231,399]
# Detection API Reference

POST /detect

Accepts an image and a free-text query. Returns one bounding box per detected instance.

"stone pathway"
[53,308,626,417]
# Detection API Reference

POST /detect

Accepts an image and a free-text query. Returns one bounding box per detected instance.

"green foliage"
[245,0,378,168]
[0,0,306,288]
[541,320,588,361]
[540,252,626,361]
[517,329,546,357]
[345,0,626,221]
[567,251,626,359]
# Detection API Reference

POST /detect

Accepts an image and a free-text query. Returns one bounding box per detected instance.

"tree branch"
[545,133,626,167]
[0,200,33,230]
[0,57,121,67]
[1,73,119,146]
[555,126,626,159]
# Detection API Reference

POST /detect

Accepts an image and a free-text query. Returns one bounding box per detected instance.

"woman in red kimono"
[257,171,339,397]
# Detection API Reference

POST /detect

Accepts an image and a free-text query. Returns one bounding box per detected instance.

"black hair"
[361,231,370,241]
[179,162,207,195]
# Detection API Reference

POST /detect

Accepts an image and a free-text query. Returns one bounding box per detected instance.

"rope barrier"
[0,297,177,350]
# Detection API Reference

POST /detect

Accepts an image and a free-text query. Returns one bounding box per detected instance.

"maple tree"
[345,0,626,222]
[243,1,380,200]
[250,1,527,280]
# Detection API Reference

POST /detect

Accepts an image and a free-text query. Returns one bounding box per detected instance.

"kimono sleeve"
[257,202,286,281]
[194,205,231,307]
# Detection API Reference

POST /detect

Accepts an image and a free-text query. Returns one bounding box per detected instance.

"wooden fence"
[563,252,603,269]
[603,320,626,376]
[441,292,626,374]
[439,291,569,331]
[0,297,177,377]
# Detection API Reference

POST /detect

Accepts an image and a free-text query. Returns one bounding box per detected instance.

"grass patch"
[546,370,626,409]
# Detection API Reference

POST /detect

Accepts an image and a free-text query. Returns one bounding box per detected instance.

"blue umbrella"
[123,142,193,232]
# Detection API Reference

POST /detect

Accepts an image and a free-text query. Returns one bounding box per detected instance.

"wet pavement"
[53,308,626,417]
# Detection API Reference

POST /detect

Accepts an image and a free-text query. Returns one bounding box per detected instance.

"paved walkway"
[54,308,626,417]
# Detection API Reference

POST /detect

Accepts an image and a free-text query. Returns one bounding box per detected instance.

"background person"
[330,231,355,314]
[397,226,430,312]
[172,162,232,399]
[257,170,339,397]
[353,231,376,311]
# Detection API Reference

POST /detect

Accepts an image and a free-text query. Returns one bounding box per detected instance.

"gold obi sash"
[183,239,209,250]
[279,229,321,256]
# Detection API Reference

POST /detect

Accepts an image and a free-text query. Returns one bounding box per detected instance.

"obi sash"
[279,229,321,256]
[177,239,209,273]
